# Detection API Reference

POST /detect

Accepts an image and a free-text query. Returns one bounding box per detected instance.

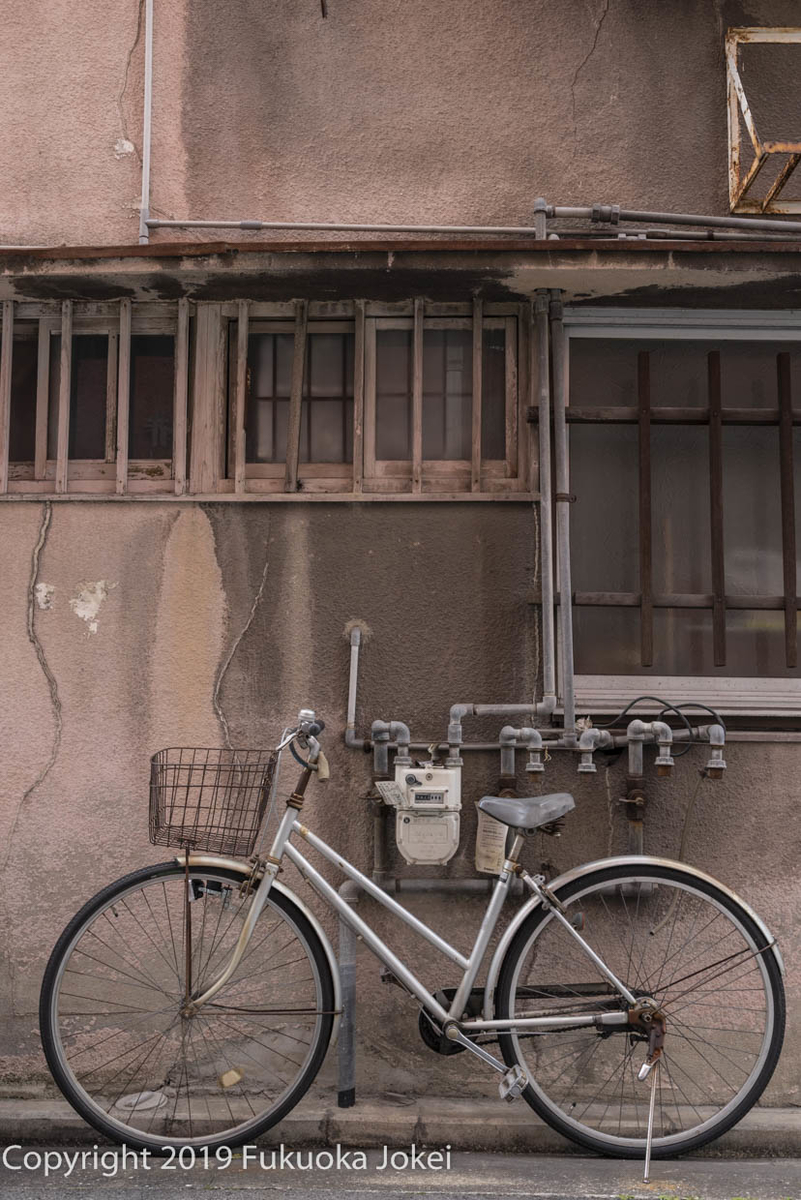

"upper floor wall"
[2,0,801,248]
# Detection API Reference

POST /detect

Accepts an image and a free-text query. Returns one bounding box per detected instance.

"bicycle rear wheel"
[495,861,784,1158]
[40,862,335,1153]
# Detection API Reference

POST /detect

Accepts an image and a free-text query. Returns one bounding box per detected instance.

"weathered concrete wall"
[3,1,801,246]
[0,500,798,1105]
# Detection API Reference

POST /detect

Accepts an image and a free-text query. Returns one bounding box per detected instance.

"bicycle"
[40,710,785,1164]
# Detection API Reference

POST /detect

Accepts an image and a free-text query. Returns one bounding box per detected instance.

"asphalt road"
[0,1148,798,1200]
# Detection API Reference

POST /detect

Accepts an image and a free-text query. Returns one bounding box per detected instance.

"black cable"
[658,701,726,734]
[592,695,694,742]
[289,740,314,770]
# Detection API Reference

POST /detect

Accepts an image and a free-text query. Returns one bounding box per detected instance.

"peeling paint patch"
[114,138,135,158]
[34,583,55,610]
[69,581,114,634]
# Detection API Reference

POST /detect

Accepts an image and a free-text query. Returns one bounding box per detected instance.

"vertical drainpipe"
[138,0,154,245]
[550,292,577,742]
[535,292,557,715]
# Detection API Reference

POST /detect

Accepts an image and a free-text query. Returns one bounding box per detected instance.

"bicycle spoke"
[47,867,329,1148]
[503,867,781,1154]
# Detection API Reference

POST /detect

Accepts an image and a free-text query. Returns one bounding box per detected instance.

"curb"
[0,1096,800,1156]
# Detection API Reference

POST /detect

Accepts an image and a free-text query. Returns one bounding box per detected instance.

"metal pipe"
[337,887,358,1108]
[371,719,412,765]
[651,720,675,776]
[138,0,154,245]
[550,293,576,742]
[535,291,557,716]
[372,800,389,883]
[500,726,546,774]
[577,727,615,772]
[147,218,556,235]
[551,204,801,236]
[145,204,801,239]
[499,726,517,778]
[344,626,368,750]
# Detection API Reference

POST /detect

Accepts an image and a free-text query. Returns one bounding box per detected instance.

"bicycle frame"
[185,786,635,1046]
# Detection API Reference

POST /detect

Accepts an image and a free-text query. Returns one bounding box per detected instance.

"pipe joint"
[705,723,727,778]
[651,720,675,776]
[577,727,614,773]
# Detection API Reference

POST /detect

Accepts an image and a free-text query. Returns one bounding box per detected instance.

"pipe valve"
[705,724,727,780]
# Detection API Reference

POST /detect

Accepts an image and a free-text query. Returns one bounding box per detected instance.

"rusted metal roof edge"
[3,238,801,264]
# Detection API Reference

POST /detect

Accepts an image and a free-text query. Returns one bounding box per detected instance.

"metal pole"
[146,205,801,238]
[550,292,576,742]
[337,899,357,1108]
[535,292,556,711]
[138,0,154,245]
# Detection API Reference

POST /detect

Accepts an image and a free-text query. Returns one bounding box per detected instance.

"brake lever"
[276,726,301,752]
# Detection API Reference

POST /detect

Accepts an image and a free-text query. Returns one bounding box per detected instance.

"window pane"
[246,331,354,464]
[246,332,288,464]
[574,607,716,676]
[301,332,353,463]
[422,328,471,460]
[719,343,801,409]
[723,426,782,596]
[129,335,174,459]
[571,425,639,592]
[47,335,108,459]
[8,336,37,462]
[570,338,801,410]
[482,325,506,461]
[569,339,637,406]
[376,328,412,460]
[652,426,711,594]
[570,336,801,678]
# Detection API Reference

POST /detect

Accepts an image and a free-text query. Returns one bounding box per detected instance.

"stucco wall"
[2,0,801,247]
[0,500,798,1105]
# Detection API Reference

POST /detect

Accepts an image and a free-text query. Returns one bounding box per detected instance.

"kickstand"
[643,1058,659,1183]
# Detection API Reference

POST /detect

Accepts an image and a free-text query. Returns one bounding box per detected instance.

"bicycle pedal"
[499,1064,527,1103]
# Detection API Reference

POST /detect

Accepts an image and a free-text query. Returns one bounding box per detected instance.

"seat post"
[505,832,526,870]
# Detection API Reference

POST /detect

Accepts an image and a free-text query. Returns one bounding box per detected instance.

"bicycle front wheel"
[495,861,784,1158]
[40,862,335,1152]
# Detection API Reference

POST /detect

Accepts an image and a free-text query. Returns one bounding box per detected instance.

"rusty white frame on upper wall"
[727,27,801,214]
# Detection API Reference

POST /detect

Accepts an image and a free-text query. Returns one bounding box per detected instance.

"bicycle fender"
[482,854,784,1022]
[176,853,343,1043]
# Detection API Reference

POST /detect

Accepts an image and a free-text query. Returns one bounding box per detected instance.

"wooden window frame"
[229,317,356,494]
[363,310,521,495]
[563,306,801,715]
[2,297,531,503]
[2,300,189,496]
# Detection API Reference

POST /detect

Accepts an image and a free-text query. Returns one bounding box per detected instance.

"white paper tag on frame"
[474,801,509,874]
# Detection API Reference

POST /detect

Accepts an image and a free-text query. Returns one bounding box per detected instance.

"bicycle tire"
[40,862,335,1153]
[494,860,784,1159]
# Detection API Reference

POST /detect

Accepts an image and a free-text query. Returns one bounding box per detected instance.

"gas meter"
[376,763,462,865]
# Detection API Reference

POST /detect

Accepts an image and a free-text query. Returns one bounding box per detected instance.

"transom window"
[1,300,181,494]
[1,299,528,499]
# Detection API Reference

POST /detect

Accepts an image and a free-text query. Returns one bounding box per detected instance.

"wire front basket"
[149,748,278,856]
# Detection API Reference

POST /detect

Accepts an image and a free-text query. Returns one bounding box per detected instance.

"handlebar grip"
[308,719,325,737]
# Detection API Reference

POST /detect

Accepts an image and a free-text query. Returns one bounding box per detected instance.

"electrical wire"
[592,695,694,739]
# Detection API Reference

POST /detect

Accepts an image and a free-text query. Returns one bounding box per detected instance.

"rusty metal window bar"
[0,300,188,497]
[727,26,801,214]
[564,309,801,714]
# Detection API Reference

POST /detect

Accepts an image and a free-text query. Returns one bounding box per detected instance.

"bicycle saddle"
[478,792,575,832]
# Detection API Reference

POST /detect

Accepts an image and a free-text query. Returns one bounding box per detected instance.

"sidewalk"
[0,1149,799,1200]
[1,1094,800,1157]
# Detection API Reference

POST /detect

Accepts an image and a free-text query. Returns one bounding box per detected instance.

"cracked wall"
[3,1,801,246]
[0,501,799,1107]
